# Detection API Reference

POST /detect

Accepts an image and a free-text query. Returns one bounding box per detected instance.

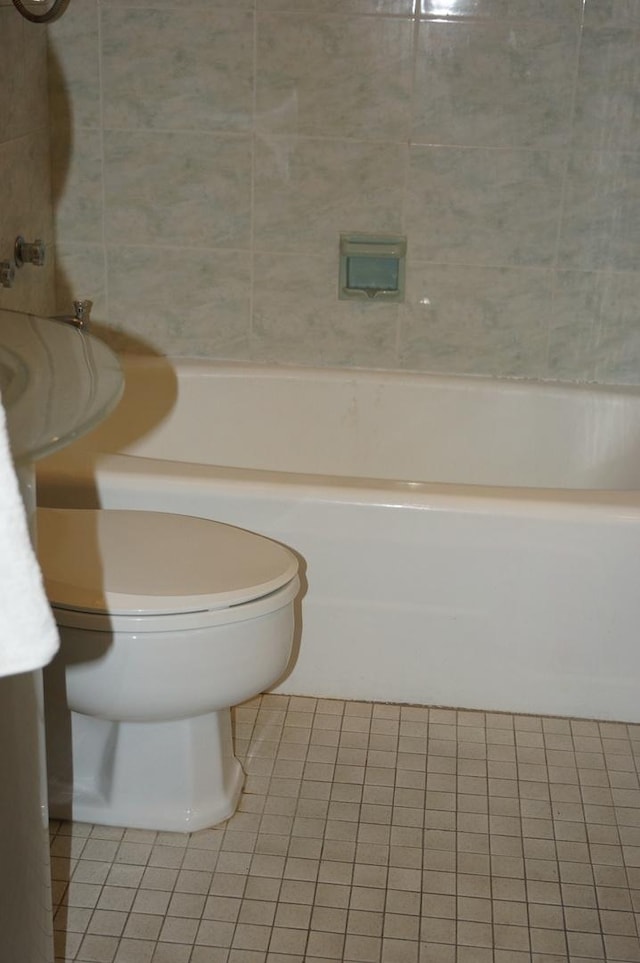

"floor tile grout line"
[48,693,640,963]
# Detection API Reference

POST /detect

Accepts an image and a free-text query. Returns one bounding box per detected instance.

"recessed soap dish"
[339,233,406,302]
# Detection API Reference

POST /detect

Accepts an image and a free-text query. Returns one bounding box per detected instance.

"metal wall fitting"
[14,236,46,268]
[0,261,15,288]
[54,299,93,330]
[72,299,92,328]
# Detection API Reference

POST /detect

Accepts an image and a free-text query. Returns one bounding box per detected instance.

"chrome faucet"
[55,299,92,330]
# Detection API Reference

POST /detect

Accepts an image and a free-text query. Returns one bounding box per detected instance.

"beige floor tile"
[51,696,640,963]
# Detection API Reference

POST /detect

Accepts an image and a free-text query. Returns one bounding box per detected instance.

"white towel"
[0,398,58,678]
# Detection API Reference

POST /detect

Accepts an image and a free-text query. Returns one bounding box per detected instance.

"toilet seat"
[37,508,299,618]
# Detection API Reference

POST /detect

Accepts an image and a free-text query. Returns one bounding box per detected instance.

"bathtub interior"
[39,355,640,491]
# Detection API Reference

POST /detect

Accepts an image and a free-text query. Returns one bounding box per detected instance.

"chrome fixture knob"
[15,235,46,268]
[53,299,92,329]
[0,261,15,288]
[72,300,92,328]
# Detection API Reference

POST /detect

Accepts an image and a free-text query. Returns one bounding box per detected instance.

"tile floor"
[50,694,640,963]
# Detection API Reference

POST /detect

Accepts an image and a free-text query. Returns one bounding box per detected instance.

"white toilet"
[37,507,299,832]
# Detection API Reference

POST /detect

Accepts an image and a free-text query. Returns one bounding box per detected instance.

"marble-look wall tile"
[104,131,252,249]
[51,128,104,244]
[593,278,640,384]
[254,137,407,256]
[0,9,31,142]
[101,7,254,132]
[261,0,413,14]
[571,27,640,151]
[548,270,640,384]
[54,242,107,322]
[398,263,552,377]
[420,0,582,20]
[109,0,254,7]
[0,5,53,317]
[0,10,48,142]
[46,0,640,386]
[107,246,251,358]
[48,0,100,131]
[413,21,578,148]
[256,14,414,141]
[547,271,605,382]
[21,17,49,135]
[252,253,398,368]
[558,151,640,271]
[0,130,55,317]
[583,0,640,26]
[406,147,564,266]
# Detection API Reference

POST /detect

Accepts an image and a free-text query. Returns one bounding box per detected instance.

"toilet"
[37,507,299,832]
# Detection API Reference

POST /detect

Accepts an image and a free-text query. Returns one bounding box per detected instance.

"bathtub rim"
[36,450,640,523]
[130,354,640,401]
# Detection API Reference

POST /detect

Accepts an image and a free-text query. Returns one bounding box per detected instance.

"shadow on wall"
[48,46,78,325]
[47,46,179,449]
[48,47,161,359]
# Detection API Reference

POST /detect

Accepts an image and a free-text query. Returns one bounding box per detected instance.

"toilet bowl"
[37,508,299,832]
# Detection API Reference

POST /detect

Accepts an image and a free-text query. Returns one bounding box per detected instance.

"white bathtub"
[37,357,640,722]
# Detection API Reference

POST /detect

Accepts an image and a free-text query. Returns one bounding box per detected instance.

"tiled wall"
[0,1,54,316]
[49,0,640,383]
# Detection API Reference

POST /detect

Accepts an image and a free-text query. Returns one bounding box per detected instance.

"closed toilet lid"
[37,508,298,616]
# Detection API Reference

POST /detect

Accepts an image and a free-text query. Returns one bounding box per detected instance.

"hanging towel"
[0,397,58,678]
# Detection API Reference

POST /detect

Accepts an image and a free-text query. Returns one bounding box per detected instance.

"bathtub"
[36,356,640,722]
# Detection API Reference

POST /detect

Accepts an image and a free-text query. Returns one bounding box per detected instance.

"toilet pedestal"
[48,707,244,832]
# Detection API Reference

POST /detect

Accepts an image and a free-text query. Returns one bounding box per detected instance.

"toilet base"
[47,707,245,832]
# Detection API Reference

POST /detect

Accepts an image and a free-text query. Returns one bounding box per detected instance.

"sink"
[0,306,123,963]
[0,308,123,465]
[0,345,28,408]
